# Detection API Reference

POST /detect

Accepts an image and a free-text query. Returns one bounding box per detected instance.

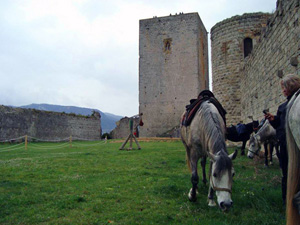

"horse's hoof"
[208,199,216,207]
[269,162,273,165]
[188,189,197,202]
[241,151,245,156]
[189,196,197,202]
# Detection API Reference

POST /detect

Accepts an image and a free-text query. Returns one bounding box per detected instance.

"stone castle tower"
[139,13,209,137]
[211,13,271,125]
[211,0,299,125]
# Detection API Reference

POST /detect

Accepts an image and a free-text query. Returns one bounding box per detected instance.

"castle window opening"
[163,38,172,52]
[244,37,253,58]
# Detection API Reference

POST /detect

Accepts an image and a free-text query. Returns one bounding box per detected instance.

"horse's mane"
[254,119,274,142]
[286,91,300,225]
[244,121,255,132]
[198,101,227,155]
[215,151,233,176]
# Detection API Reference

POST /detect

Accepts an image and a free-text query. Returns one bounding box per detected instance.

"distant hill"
[20,104,123,133]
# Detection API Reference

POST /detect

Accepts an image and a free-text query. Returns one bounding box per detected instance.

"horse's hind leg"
[201,157,207,185]
[241,141,246,155]
[188,153,199,202]
[269,142,274,165]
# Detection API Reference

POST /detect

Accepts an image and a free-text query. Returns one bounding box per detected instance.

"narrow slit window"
[163,38,172,52]
[244,38,253,58]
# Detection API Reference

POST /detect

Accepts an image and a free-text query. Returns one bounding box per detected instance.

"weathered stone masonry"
[241,0,300,122]
[110,116,139,139]
[211,13,271,125]
[0,105,101,141]
[211,0,299,124]
[139,13,209,137]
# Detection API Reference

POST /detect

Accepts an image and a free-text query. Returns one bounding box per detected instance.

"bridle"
[248,135,261,156]
[209,163,232,194]
[210,176,232,194]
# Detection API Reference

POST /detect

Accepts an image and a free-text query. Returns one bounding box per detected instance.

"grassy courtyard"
[0,139,285,224]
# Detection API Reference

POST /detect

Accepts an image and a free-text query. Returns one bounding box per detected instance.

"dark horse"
[226,121,259,155]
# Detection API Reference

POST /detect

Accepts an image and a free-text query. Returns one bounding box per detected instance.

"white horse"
[286,90,300,225]
[247,119,278,161]
[181,100,237,211]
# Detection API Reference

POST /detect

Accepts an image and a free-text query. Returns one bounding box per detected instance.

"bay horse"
[181,98,237,211]
[226,121,259,155]
[286,89,300,225]
[247,119,280,166]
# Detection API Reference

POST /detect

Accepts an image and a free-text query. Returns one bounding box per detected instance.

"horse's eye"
[213,173,217,177]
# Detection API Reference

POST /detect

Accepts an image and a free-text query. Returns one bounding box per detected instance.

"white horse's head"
[247,134,261,159]
[208,150,237,211]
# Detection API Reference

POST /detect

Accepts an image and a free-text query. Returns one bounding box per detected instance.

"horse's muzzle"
[220,200,233,211]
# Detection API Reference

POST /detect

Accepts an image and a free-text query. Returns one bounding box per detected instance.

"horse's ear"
[207,152,217,162]
[229,150,238,160]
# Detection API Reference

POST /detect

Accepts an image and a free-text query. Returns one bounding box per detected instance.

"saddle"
[236,123,247,136]
[182,90,227,127]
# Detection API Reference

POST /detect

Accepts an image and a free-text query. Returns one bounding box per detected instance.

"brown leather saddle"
[182,90,227,127]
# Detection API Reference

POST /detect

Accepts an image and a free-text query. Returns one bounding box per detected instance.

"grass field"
[0,139,285,225]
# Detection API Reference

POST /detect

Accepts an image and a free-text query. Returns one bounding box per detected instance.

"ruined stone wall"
[0,105,101,141]
[139,13,209,137]
[241,0,300,122]
[211,13,271,125]
[110,117,139,139]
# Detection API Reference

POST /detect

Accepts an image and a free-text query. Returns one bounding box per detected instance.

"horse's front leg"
[264,143,269,167]
[241,141,246,155]
[207,161,216,207]
[188,157,199,202]
[201,157,207,185]
[208,185,216,207]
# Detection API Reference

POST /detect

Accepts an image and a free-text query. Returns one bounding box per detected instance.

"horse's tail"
[286,96,300,225]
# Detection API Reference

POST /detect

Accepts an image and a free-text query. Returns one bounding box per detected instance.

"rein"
[247,148,260,156]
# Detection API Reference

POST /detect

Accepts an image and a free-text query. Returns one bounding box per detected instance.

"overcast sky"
[0,0,276,116]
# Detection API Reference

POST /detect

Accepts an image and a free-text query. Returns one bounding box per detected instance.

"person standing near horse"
[265,74,300,206]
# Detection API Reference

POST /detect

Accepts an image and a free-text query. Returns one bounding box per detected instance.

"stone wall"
[0,105,101,141]
[110,116,140,139]
[211,13,271,125]
[241,0,300,122]
[211,0,299,125]
[139,13,209,137]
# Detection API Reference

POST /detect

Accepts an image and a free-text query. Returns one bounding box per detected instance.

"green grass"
[0,140,285,225]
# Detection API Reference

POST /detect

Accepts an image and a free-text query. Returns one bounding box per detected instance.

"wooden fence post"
[69,135,72,148]
[25,135,28,150]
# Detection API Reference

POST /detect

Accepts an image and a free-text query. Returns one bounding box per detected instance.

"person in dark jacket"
[265,74,300,205]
